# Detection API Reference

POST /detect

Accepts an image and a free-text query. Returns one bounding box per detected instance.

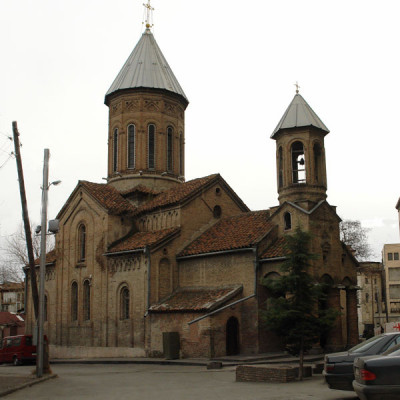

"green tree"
[261,226,338,380]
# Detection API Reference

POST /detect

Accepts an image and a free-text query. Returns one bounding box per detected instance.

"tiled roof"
[149,285,242,312]
[121,184,161,197]
[135,174,219,215]
[0,282,24,291]
[0,312,25,327]
[33,249,57,266]
[178,211,272,257]
[261,237,288,259]
[80,181,136,215]
[107,227,179,254]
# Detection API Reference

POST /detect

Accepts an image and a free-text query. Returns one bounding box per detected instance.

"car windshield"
[383,342,400,356]
[350,334,385,354]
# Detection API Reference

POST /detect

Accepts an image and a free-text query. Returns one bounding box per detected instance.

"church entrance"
[226,317,239,356]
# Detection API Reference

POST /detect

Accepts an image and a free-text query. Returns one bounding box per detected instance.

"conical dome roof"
[105,28,188,105]
[271,93,329,138]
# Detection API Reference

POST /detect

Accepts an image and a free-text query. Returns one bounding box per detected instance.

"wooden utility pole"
[12,121,39,319]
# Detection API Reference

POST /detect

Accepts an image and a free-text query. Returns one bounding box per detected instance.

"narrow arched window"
[284,212,292,230]
[291,141,305,184]
[313,142,322,184]
[78,224,86,262]
[148,124,155,169]
[179,132,184,176]
[167,126,173,171]
[71,282,78,321]
[113,128,118,172]
[120,287,130,320]
[83,280,90,321]
[278,146,283,188]
[127,124,135,169]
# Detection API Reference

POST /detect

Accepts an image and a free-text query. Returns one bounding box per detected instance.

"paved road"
[1,364,358,400]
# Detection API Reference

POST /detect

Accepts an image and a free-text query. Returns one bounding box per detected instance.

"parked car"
[353,346,400,400]
[0,335,37,365]
[323,332,400,391]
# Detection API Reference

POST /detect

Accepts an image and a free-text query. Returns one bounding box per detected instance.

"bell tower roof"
[104,28,188,106]
[271,93,329,138]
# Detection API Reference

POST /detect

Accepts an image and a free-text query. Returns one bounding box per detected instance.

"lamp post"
[37,149,60,378]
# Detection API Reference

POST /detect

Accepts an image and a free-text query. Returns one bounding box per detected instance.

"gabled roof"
[105,28,188,105]
[107,227,179,254]
[271,93,329,138]
[121,184,161,197]
[178,211,272,258]
[0,312,25,327]
[0,282,24,291]
[149,285,243,312]
[57,181,136,219]
[34,249,57,267]
[134,174,248,216]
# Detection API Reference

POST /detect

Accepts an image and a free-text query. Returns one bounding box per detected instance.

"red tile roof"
[80,181,136,215]
[261,237,288,259]
[0,312,25,327]
[149,285,242,312]
[33,249,57,266]
[0,282,24,291]
[135,174,219,215]
[107,227,179,253]
[178,211,272,257]
[121,184,161,196]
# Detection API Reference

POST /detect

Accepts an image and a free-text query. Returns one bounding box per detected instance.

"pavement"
[0,352,330,398]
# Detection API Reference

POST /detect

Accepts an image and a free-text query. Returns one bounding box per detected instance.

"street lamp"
[37,149,60,378]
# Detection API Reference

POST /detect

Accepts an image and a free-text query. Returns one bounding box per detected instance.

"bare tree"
[0,223,54,283]
[340,219,374,261]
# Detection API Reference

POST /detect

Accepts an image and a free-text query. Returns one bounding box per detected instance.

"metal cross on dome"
[143,0,154,29]
[294,81,300,94]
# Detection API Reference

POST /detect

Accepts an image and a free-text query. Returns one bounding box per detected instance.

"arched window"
[167,126,173,171]
[83,280,90,321]
[313,142,322,184]
[113,128,118,172]
[291,141,305,184]
[127,124,135,169]
[71,282,78,321]
[278,146,283,188]
[284,212,292,230]
[148,124,155,169]
[78,224,86,262]
[213,205,222,218]
[179,132,184,176]
[120,287,130,320]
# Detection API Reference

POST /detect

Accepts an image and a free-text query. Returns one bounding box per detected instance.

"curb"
[0,374,57,398]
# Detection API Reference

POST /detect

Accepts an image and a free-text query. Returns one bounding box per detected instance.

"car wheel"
[13,357,20,366]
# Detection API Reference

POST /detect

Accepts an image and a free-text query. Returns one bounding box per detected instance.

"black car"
[323,332,400,391]
[353,347,400,400]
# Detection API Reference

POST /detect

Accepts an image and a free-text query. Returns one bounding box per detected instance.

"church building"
[26,13,359,358]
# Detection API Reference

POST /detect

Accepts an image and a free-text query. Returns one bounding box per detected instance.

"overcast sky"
[0,0,399,261]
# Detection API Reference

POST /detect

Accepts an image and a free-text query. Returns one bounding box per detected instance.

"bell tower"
[271,90,329,208]
[104,1,189,192]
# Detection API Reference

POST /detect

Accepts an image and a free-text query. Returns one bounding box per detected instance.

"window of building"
[179,132,184,176]
[71,282,78,321]
[127,124,135,169]
[388,252,393,261]
[365,293,369,303]
[284,212,292,230]
[83,280,90,321]
[395,253,399,260]
[120,287,130,320]
[167,126,173,171]
[78,224,86,262]
[389,284,400,299]
[291,141,306,184]
[365,278,369,284]
[278,146,283,188]
[313,142,323,184]
[389,268,400,281]
[113,128,118,172]
[148,124,155,169]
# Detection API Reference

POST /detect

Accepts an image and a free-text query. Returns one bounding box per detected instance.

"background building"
[382,243,400,322]
[0,282,24,314]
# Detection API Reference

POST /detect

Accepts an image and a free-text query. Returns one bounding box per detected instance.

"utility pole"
[12,121,39,319]
[37,149,49,378]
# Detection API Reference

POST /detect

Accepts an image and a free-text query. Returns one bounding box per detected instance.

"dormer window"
[284,212,292,230]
